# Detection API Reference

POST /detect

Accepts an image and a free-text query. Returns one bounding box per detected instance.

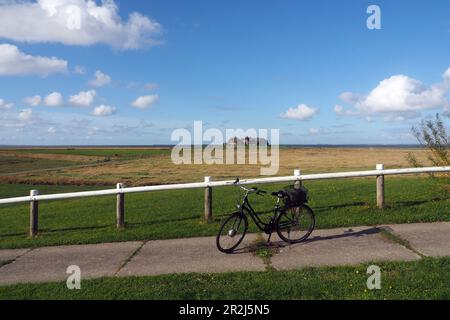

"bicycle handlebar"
[234,177,267,196]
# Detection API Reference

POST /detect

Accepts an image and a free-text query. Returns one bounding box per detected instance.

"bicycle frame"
[236,187,282,235]
[217,179,316,253]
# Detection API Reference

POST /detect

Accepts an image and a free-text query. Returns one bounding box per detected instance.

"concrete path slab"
[384,222,450,257]
[0,242,142,286]
[118,234,265,277]
[271,226,421,270]
[0,249,30,264]
[0,222,448,286]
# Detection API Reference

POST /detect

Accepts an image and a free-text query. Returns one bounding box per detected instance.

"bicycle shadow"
[234,227,381,254]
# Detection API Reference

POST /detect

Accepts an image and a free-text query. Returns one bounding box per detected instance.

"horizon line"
[0,144,424,148]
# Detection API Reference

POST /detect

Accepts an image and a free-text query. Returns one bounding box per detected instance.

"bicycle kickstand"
[266,232,273,245]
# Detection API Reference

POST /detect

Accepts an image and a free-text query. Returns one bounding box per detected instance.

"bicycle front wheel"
[276,205,315,244]
[216,212,248,254]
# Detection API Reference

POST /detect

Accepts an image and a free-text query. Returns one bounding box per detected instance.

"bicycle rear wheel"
[216,212,248,254]
[276,205,315,244]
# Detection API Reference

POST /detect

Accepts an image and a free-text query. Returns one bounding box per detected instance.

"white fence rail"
[1,166,448,205]
[0,165,449,237]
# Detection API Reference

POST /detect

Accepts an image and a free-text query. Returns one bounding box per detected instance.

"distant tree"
[407,114,449,168]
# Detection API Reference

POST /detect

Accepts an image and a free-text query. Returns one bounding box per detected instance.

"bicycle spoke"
[217,213,248,253]
[235,216,242,231]
[277,205,315,243]
[226,234,234,248]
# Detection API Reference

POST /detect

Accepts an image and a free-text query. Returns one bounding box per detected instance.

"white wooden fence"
[0,165,448,237]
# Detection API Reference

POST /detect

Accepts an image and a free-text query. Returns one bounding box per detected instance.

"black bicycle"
[216,178,316,253]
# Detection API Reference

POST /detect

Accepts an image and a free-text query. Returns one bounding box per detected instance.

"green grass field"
[0,176,448,249]
[0,257,448,300]
[0,148,172,177]
[2,148,171,159]
[0,156,80,174]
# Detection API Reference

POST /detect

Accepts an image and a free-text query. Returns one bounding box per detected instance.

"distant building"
[227,136,270,146]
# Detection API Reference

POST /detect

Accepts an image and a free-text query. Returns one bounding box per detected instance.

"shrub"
[408,114,449,168]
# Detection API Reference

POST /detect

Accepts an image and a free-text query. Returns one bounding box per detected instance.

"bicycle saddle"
[271,191,286,198]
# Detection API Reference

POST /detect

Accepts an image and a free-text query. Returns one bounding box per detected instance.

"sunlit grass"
[0,176,448,249]
[0,257,448,300]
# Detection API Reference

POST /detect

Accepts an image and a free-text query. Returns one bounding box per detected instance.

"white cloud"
[334,104,359,116]
[92,105,116,117]
[382,114,410,122]
[339,92,362,104]
[336,69,450,120]
[444,108,450,118]
[24,95,42,107]
[334,105,343,114]
[143,82,158,91]
[280,104,318,121]
[309,128,329,135]
[18,108,33,121]
[44,92,63,107]
[0,43,67,76]
[0,0,162,50]
[0,98,13,110]
[356,75,446,113]
[89,70,111,87]
[48,126,56,134]
[74,65,86,75]
[443,67,450,80]
[69,90,96,107]
[131,95,159,109]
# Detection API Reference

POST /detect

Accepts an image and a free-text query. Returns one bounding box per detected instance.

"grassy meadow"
[0,146,436,185]
[0,147,448,249]
[1,257,448,300]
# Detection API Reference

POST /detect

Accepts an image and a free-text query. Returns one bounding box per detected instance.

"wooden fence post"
[30,190,39,238]
[294,169,302,189]
[116,183,125,229]
[376,164,385,209]
[204,177,213,223]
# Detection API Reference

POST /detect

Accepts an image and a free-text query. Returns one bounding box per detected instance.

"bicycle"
[216,178,316,254]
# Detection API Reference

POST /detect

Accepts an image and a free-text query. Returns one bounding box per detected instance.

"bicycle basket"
[283,186,308,207]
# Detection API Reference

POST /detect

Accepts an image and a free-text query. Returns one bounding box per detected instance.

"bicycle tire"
[276,205,315,244]
[216,212,248,254]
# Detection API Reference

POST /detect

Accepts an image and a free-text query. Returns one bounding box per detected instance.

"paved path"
[0,222,449,286]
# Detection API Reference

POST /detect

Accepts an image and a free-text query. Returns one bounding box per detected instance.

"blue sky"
[0,0,449,145]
